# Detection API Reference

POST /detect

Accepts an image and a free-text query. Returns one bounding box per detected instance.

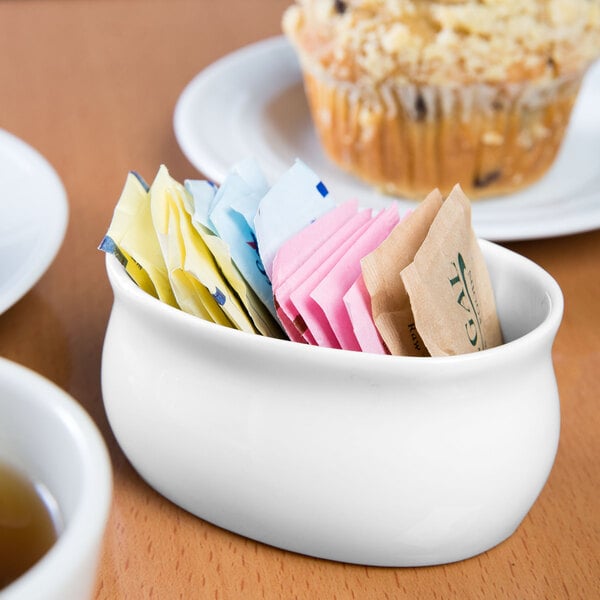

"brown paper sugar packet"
[400,185,503,356]
[360,189,444,356]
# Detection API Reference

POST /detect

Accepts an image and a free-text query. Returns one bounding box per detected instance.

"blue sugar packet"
[186,157,268,235]
[226,156,269,230]
[254,159,336,280]
[184,179,217,230]
[187,159,275,317]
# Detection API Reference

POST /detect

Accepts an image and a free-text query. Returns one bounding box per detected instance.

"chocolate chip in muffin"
[333,0,347,15]
[415,93,427,121]
[473,170,502,189]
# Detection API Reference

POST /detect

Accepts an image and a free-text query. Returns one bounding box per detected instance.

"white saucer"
[174,36,600,241]
[0,130,68,315]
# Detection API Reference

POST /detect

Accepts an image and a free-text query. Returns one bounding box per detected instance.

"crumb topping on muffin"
[283,0,600,85]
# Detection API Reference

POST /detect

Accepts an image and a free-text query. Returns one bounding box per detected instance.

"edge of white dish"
[0,130,69,315]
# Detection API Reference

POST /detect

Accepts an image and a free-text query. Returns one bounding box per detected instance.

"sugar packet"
[99,172,178,307]
[274,208,372,345]
[185,175,284,338]
[361,189,444,356]
[400,185,503,356]
[342,275,388,354]
[288,214,374,348]
[271,201,359,343]
[309,205,399,350]
[254,159,335,280]
[199,160,275,317]
[149,165,256,332]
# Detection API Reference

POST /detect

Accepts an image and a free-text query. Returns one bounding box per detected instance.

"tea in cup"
[0,358,112,599]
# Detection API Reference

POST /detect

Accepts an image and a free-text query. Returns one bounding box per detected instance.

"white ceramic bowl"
[0,359,112,599]
[102,240,562,567]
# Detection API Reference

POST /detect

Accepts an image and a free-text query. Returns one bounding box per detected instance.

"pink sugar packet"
[289,215,375,347]
[274,208,373,343]
[343,274,388,355]
[271,201,362,343]
[309,205,400,350]
[271,200,358,290]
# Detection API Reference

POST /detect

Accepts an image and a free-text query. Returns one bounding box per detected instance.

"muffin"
[282,0,600,199]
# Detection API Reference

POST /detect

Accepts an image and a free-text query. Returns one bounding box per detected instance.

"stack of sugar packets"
[100,159,503,357]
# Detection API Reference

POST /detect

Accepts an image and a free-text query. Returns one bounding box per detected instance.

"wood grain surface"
[0,1,598,598]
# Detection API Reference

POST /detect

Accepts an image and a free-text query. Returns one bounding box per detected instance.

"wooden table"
[0,1,598,598]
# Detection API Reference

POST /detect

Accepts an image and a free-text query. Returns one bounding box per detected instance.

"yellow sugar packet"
[162,199,230,326]
[361,189,444,356]
[400,185,503,356]
[99,172,178,307]
[190,219,285,338]
[150,166,258,333]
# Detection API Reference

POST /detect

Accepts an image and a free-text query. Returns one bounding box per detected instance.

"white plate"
[174,36,600,241]
[0,130,68,314]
